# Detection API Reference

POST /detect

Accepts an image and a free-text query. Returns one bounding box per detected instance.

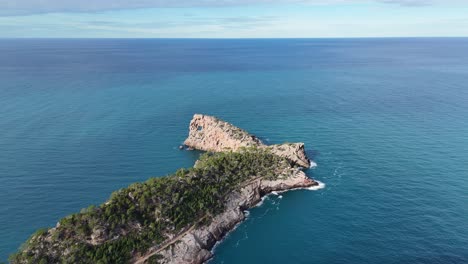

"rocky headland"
[11,115,317,264]
[184,114,311,168]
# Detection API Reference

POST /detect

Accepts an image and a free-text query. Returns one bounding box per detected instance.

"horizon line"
[1,36,468,40]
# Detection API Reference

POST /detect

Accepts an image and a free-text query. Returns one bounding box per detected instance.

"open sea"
[0,38,467,263]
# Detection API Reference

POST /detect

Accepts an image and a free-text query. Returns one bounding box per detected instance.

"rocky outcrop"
[183,114,262,151]
[184,114,313,168]
[142,169,316,264]
[267,143,311,168]
[147,115,318,264]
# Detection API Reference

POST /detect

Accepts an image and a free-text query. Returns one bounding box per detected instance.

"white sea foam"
[255,196,269,207]
[209,220,244,255]
[307,180,326,191]
[210,181,324,258]
[309,160,318,168]
[271,180,326,195]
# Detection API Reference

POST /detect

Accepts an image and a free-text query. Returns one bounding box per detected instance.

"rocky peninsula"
[10,114,317,264]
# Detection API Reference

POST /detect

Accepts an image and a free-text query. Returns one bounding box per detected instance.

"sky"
[0,0,467,38]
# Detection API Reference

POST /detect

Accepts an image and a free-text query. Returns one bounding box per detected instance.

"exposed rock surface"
[139,169,316,264]
[267,143,311,169]
[183,114,262,151]
[184,114,313,168]
[133,115,318,264]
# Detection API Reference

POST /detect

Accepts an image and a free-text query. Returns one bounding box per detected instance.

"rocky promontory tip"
[184,114,313,168]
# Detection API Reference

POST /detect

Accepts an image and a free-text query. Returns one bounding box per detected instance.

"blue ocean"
[0,38,467,263]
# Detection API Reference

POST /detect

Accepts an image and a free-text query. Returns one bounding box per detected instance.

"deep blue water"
[1,38,468,263]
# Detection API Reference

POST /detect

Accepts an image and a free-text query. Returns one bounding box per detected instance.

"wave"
[309,161,318,168]
[307,180,326,191]
[271,180,326,195]
[255,196,269,207]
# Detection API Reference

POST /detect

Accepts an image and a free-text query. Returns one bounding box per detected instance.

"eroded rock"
[156,169,316,264]
[184,114,313,168]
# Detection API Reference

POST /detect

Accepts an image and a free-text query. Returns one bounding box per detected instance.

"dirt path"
[134,177,263,264]
[134,217,204,264]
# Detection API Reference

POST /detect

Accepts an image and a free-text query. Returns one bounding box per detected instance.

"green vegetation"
[10,148,290,264]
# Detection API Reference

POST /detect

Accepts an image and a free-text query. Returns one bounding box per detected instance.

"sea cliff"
[138,168,314,264]
[11,115,317,264]
[184,114,311,168]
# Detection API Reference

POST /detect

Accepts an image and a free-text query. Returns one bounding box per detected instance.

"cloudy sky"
[0,0,467,38]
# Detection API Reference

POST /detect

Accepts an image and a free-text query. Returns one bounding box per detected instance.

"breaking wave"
[307,180,326,191]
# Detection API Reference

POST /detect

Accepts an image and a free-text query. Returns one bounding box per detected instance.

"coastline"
[207,180,325,263]
[143,114,320,264]
[11,114,320,264]
[141,169,317,264]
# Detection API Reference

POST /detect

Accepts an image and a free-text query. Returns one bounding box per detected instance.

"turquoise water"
[1,39,467,263]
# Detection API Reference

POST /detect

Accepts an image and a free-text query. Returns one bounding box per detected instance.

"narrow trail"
[134,217,204,264]
[134,177,264,264]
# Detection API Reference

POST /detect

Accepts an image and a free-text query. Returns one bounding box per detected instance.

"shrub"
[11,149,288,264]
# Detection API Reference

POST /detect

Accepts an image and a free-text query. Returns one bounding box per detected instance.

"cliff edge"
[136,167,315,264]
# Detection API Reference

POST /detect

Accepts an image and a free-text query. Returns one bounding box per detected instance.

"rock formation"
[184,114,312,168]
[134,115,318,264]
[137,168,315,264]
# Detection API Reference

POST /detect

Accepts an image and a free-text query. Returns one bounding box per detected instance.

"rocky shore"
[139,168,315,264]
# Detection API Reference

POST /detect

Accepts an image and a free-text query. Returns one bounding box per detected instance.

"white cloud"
[1,0,464,16]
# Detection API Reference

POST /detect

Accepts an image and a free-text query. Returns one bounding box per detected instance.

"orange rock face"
[184,114,312,168]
